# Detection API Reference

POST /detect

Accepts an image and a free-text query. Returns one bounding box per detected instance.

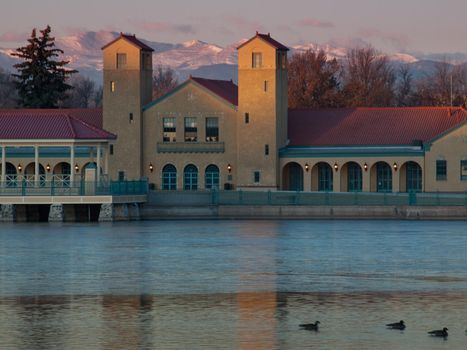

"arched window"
[205,165,220,190]
[376,162,392,192]
[318,162,333,192]
[162,164,177,190]
[184,164,198,190]
[406,161,422,192]
[347,162,362,192]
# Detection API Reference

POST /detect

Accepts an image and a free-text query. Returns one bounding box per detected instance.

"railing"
[0,179,148,197]
[149,190,467,207]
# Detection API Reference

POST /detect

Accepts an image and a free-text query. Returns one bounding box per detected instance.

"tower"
[102,33,153,180]
[236,32,288,190]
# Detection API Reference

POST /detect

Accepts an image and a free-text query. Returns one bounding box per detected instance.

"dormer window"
[116,53,127,69]
[252,52,262,68]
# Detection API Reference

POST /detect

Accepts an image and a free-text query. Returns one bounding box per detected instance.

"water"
[0,220,466,349]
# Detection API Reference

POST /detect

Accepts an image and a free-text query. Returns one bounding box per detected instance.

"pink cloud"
[131,21,196,35]
[222,15,266,33]
[298,18,335,29]
[0,31,29,42]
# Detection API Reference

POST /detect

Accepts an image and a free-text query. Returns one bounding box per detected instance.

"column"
[1,146,5,184]
[104,144,109,177]
[70,145,75,184]
[97,144,101,184]
[34,145,39,187]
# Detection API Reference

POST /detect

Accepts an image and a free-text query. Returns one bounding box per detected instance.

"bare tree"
[93,86,103,108]
[153,65,178,100]
[288,50,342,108]
[414,60,467,107]
[64,75,96,108]
[342,46,396,107]
[0,68,17,108]
[395,64,414,106]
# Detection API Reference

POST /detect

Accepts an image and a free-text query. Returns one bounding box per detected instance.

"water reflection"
[2,292,467,349]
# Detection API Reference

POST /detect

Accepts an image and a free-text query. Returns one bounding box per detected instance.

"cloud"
[357,28,410,49]
[131,21,196,35]
[221,15,265,33]
[0,31,29,42]
[298,18,335,29]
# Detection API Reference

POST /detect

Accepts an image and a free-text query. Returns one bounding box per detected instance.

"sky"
[1,0,466,54]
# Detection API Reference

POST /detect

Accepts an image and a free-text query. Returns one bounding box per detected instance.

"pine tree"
[12,25,77,108]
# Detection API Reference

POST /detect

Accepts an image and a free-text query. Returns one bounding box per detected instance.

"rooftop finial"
[268,32,270,37]
[256,31,259,35]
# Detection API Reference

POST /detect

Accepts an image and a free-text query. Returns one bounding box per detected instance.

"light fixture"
[305,163,309,172]
[17,164,22,173]
[393,162,398,171]
[227,163,232,173]
[74,164,79,172]
[149,162,154,173]
[334,162,339,172]
[364,162,368,172]
[46,164,51,172]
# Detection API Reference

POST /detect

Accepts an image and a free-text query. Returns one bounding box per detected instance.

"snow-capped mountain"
[0,30,465,84]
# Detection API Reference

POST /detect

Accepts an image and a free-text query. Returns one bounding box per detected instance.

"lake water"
[0,220,466,349]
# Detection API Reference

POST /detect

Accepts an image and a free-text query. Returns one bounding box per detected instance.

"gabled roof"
[101,33,154,52]
[190,77,238,106]
[237,32,289,51]
[288,107,467,146]
[0,109,116,140]
[143,76,238,111]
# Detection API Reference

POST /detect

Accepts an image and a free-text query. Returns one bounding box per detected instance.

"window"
[265,144,269,155]
[116,53,127,69]
[347,162,362,192]
[206,117,219,142]
[254,171,260,183]
[184,164,198,190]
[118,171,125,181]
[109,145,114,155]
[436,160,447,181]
[162,164,177,190]
[163,117,176,142]
[245,113,249,124]
[264,80,268,92]
[406,161,422,192]
[143,53,152,70]
[318,163,333,192]
[205,165,220,190]
[376,162,392,192]
[110,81,116,92]
[280,52,287,69]
[461,160,467,181]
[184,117,197,142]
[129,113,134,123]
[252,52,262,68]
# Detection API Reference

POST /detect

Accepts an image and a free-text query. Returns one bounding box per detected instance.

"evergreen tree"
[12,25,77,108]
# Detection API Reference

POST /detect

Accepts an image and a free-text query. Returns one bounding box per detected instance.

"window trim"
[436,159,447,181]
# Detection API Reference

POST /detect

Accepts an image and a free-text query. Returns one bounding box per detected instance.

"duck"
[299,321,320,331]
[428,327,448,337]
[386,320,406,330]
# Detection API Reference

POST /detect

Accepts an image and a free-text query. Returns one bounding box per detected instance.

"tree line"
[0,26,465,109]
[288,47,467,108]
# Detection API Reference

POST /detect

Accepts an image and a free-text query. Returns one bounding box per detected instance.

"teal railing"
[0,180,148,197]
[149,190,467,207]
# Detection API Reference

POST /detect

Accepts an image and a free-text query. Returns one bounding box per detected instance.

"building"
[1,32,467,194]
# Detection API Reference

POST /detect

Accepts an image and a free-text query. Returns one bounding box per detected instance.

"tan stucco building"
[100,32,467,194]
[2,32,465,195]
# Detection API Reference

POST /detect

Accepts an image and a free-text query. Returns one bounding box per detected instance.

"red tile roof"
[191,76,238,106]
[101,33,154,52]
[237,32,289,51]
[0,109,116,140]
[288,107,467,146]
